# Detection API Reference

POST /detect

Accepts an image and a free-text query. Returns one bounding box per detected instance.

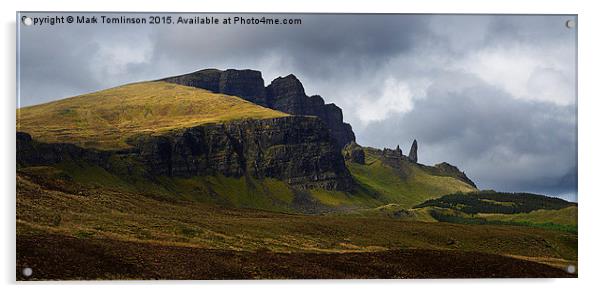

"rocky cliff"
[162,69,356,149]
[266,75,355,149]
[162,69,268,106]
[17,116,353,191]
[342,142,365,164]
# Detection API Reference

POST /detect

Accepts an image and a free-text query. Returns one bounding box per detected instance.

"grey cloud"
[146,14,431,90]
[359,74,577,200]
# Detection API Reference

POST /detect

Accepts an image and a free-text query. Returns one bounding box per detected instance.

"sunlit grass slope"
[18,163,297,213]
[16,172,577,262]
[17,81,288,150]
[344,149,477,209]
[479,206,577,227]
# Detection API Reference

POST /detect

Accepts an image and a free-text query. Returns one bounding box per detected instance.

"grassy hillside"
[17,142,478,213]
[343,204,439,222]
[17,81,288,150]
[479,206,577,226]
[344,149,477,209]
[18,163,300,214]
[410,191,577,233]
[424,207,577,234]
[414,190,576,214]
[17,172,577,262]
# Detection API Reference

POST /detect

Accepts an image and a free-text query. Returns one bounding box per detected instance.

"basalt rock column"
[409,139,418,163]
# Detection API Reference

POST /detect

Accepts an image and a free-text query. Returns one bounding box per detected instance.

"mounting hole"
[22,267,33,277]
[565,19,575,29]
[22,16,33,26]
[566,264,576,274]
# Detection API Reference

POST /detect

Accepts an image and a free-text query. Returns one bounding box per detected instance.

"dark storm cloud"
[146,14,432,97]
[18,13,577,200]
[359,73,577,199]
[19,25,103,104]
[19,13,155,106]
[151,15,425,67]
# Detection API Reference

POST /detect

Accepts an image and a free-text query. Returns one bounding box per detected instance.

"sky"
[17,13,578,201]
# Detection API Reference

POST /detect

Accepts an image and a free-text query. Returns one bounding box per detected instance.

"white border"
[2,0,601,292]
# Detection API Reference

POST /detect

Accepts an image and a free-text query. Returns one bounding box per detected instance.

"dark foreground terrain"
[16,172,578,280]
[17,232,573,280]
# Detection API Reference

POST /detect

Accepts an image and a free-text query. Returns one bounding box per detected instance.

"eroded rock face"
[17,116,353,191]
[382,146,404,162]
[433,162,477,188]
[409,139,418,163]
[161,69,267,106]
[162,69,356,149]
[131,116,353,190]
[343,142,365,164]
[265,74,307,113]
[219,69,267,106]
[161,68,222,92]
[266,75,356,149]
[16,132,111,167]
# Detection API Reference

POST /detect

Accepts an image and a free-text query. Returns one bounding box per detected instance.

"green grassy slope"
[423,207,577,234]
[411,190,578,233]
[344,148,477,209]
[17,172,577,262]
[17,81,288,150]
[414,190,576,214]
[479,206,577,226]
[17,142,479,213]
[19,164,299,213]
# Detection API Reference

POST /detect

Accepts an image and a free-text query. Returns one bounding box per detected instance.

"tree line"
[414,190,576,214]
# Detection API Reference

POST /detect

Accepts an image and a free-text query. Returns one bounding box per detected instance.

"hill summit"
[17,81,288,149]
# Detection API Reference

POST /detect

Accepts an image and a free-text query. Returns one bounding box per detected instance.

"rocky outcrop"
[343,142,365,164]
[17,132,112,167]
[130,116,352,190]
[378,145,407,169]
[17,116,353,191]
[367,142,476,188]
[409,139,418,163]
[161,69,268,106]
[432,162,477,188]
[219,69,267,106]
[162,69,356,149]
[266,75,355,149]
[382,146,403,160]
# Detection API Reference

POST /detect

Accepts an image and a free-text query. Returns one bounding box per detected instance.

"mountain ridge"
[17,69,479,212]
[161,68,356,149]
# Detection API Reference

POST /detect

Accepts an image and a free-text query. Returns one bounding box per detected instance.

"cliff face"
[162,69,356,149]
[342,142,365,164]
[17,116,353,191]
[162,69,268,106]
[266,75,355,149]
[17,132,111,167]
